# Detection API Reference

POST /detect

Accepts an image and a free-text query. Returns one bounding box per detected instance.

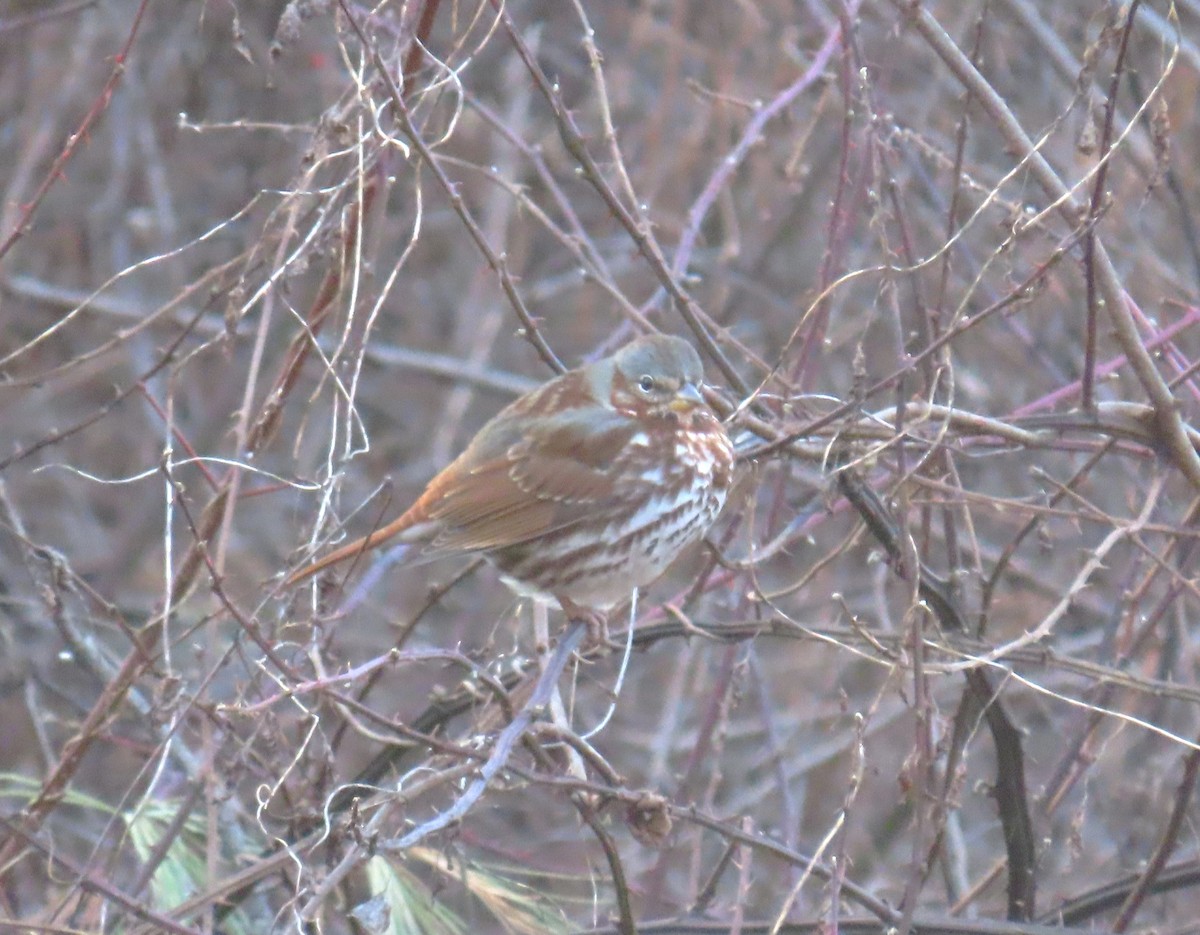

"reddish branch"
[0,0,150,263]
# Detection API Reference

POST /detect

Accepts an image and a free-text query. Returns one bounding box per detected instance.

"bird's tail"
[285,511,421,587]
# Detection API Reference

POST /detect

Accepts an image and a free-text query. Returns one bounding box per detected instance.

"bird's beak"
[669,382,704,412]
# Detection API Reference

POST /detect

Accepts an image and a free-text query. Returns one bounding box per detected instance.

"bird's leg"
[557,596,610,649]
[531,601,588,780]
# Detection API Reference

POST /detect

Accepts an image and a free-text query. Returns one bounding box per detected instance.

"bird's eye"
[638,375,655,393]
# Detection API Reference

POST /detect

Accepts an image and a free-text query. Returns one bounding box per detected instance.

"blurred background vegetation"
[3,0,1200,931]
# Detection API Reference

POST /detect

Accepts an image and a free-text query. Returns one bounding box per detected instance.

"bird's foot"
[558,598,613,650]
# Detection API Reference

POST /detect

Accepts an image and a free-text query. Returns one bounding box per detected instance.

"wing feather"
[418,410,639,555]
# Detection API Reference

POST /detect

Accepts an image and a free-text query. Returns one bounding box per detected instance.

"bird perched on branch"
[287,333,735,639]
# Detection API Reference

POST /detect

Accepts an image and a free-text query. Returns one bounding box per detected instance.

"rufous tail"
[285,513,414,587]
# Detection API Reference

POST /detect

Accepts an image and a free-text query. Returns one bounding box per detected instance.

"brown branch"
[335,0,565,375]
[1082,1,1143,410]
[1042,856,1200,925]
[0,303,207,471]
[1112,745,1200,930]
[0,816,205,935]
[488,1,746,393]
[966,669,1036,921]
[886,0,1200,491]
[0,0,150,262]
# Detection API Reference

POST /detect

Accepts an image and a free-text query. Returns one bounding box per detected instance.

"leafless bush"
[3,1,1200,932]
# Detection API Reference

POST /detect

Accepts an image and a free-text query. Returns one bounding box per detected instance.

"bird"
[287,333,735,639]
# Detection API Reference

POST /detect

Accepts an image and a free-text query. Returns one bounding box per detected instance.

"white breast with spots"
[496,422,733,611]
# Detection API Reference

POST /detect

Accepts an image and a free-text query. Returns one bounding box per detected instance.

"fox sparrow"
[287,334,734,633]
